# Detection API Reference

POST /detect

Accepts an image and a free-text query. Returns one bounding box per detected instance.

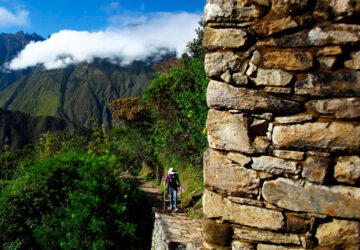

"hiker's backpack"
[168,174,179,189]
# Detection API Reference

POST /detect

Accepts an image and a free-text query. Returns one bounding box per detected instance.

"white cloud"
[0,7,29,27]
[7,12,201,70]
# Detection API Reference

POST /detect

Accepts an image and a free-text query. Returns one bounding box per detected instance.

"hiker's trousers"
[168,187,177,208]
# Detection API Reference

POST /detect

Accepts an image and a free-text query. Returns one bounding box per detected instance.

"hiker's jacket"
[165,174,180,190]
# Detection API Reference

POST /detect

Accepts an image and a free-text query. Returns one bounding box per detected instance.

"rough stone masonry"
[202,0,360,249]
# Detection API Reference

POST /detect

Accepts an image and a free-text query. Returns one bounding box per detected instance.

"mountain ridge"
[0,60,153,127]
[0,31,44,91]
[0,31,158,128]
[0,31,44,66]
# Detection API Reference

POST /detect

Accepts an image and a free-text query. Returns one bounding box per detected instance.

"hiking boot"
[174,207,178,212]
[168,206,173,210]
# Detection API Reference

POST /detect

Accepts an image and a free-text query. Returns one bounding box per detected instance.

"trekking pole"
[180,186,183,209]
[163,186,166,212]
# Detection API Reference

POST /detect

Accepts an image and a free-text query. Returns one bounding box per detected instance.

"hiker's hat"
[168,168,176,174]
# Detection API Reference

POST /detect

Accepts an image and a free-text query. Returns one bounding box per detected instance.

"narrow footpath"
[138,178,203,250]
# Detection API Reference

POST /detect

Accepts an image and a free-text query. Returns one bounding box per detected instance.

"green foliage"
[0,149,143,249]
[40,131,58,158]
[0,150,18,181]
[0,145,35,181]
[143,20,208,166]
[185,19,205,62]
[107,125,152,175]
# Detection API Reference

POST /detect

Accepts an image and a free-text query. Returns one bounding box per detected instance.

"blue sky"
[1,0,205,70]
[0,0,205,37]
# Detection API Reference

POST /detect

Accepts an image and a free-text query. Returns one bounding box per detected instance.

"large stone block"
[316,219,360,247]
[275,114,313,124]
[204,0,233,22]
[223,203,285,231]
[206,110,272,154]
[207,80,301,113]
[306,98,360,119]
[334,156,360,185]
[262,178,360,218]
[263,51,313,71]
[226,152,252,166]
[233,73,249,86]
[265,24,360,48]
[272,122,360,152]
[251,156,299,176]
[250,69,293,86]
[232,241,255,250]
[253,136,271,154]
[309,24,360,46]
[271,0,311,15]
[233,227,301,245]
[203,27,248,50]
[302,156,331,184]
[203,218,231,247]
[254,16,298,36]
[295,72,360,97]
[203,190,285,230]
[317,46,342,56]
[314,0,358,20]
[257,245,305,250]
[205,52,242,78]
[204,0,264,22]
[206,109,255,153]
[203,189,226,219]
[273,150,305,160]
[204,149,260,197]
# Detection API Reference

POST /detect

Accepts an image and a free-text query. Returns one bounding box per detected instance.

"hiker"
[164,168,181,211]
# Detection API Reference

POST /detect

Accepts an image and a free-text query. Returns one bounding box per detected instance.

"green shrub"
[0,149,143,249]
[143,53,208,166]
[142,20,208,167]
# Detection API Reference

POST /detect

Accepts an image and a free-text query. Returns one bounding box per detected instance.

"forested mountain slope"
[0,60,153,127]
[0,108,86,150]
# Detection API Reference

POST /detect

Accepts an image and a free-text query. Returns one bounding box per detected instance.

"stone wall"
[202,0,360,249]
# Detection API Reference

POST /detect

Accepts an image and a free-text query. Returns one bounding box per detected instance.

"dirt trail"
[138,178,203,249]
